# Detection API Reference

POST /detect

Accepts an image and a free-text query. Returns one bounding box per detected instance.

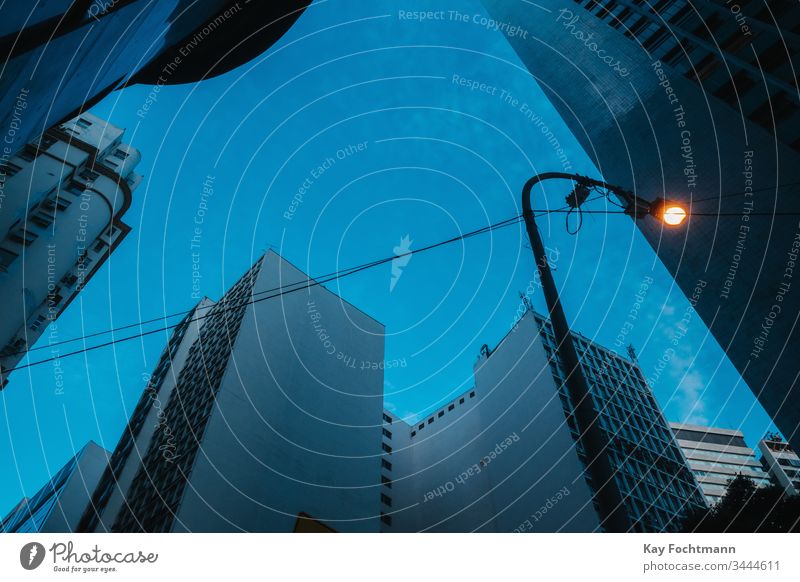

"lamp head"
[649,198,687,226]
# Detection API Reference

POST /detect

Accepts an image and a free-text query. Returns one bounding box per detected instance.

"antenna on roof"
[518,291,532,312]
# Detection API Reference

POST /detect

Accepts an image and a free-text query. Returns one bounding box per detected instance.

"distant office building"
[759,436,800,495]
[0,1,310,155]
[2,441,109,533]
[0,113,141,384]
[381,310,704,533]
[670,422,771,505]
[482,1,800,453]
[80,251,385,533]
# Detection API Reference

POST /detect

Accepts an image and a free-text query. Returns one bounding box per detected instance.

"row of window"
[410,391,476,438]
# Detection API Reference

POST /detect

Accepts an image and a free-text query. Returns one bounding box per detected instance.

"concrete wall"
[173,252,386,532]
[388,312,600,532]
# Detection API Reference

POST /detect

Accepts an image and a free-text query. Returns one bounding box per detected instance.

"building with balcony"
[670,422,771,505]
[759,435,800,495]
[0,113,141,384]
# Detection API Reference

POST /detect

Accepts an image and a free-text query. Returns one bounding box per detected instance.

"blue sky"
[0,0,776,516]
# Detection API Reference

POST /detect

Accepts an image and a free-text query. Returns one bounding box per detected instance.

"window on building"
[382,428,392,439]
[418,423,424,430]
[61,273,78,287]
[17,146,39,162]
[381,493,392,507]
[469,391,476,398]
[410,431,416,437]
[79,169,99,183]
[382,413,392,424]
[381,459,392,471]
[76,118,92,129]
[113,148,129,159]
[0,247,19,271]
[459,398,465,404]
[427,418,434,424]
[8,228,38,246]
[438,411,444,418]
[36,135,57,151]
[29,212,52,229]
[55,195,72,211]
[381,443,392,453]
[448,404,454,411]
[381,475,392,488]
[65,182,84,196]
[0,161,23,177]
[380,513,392,526]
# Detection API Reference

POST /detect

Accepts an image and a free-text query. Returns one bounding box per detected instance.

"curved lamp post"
[521,172,686,532]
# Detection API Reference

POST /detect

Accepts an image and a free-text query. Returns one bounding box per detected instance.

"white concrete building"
[670,423,771,505]
[0,112,141,383]
[81,251,385,533]
[759,436,800,495]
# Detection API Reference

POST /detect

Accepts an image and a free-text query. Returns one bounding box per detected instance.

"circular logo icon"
[20,542,46,570]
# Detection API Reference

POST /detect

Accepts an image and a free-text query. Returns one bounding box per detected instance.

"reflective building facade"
[2,441,109,533]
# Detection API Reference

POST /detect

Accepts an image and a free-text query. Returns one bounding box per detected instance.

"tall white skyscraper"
[81,251,386,533]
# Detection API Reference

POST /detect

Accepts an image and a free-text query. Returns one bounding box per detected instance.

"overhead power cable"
[8,201,800,374]
[6,211,539,373]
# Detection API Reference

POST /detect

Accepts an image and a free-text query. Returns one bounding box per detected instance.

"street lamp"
[521,172,687,533]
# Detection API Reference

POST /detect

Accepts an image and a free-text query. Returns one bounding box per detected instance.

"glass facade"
[1,451,77,532]
[532,313,705,532]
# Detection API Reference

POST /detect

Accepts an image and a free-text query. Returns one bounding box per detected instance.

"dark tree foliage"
[682,475,800,532]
